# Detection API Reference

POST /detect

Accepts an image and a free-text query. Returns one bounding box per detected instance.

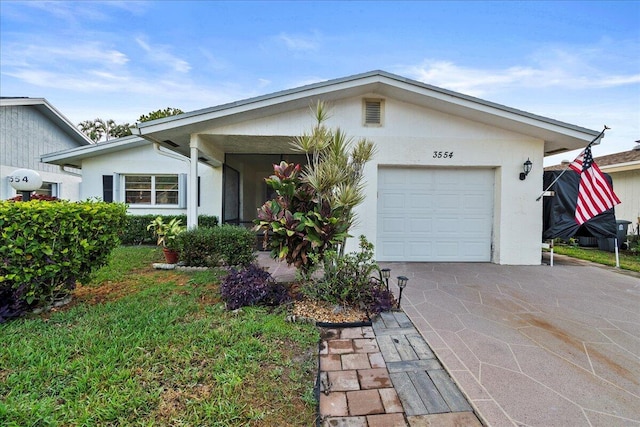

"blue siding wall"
[0,105,81,173]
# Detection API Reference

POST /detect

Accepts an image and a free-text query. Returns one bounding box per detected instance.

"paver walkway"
[318,311,483,426]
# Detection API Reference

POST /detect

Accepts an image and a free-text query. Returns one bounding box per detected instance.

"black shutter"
[103,175,113,203]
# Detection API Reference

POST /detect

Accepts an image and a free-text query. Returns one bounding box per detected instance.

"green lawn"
[552,244,640,273]
[0,246,320,427]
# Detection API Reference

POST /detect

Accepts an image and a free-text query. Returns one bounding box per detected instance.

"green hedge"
[176,225,256,267]
[0,200,128,309]
[120,214,219,245]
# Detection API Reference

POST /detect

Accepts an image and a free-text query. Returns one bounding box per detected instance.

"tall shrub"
[0,200,127,318]
[255,101,376,271]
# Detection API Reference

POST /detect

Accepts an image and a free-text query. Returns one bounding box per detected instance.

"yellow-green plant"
[147,216,185,250]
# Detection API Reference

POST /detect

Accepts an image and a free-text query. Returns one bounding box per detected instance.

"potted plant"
[147,216,185,264]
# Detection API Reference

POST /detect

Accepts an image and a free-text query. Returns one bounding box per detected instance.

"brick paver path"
[318,311,483,426]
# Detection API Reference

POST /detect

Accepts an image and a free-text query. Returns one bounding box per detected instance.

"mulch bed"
[291,298,370,324]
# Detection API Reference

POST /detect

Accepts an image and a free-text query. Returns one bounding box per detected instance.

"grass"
[0,246,320,427]
[552,243,640,273]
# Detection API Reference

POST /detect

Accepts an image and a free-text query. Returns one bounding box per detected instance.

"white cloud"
[257,78,271,88]
[401,57,640,97]
[12,1,147,24]
[398,39,640,99]
[135,37,191,73]
[277,32,320,51]
[2,41,129,68]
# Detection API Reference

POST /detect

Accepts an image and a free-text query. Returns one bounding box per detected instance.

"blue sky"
[1,1,638,164]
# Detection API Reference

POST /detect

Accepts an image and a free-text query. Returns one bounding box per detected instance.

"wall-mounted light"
[397,276,408,308]
[519,158,533,180]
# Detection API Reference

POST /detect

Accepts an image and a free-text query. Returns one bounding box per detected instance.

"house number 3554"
[433,151,454,159]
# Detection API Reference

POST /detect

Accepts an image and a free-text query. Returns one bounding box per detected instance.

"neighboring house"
[546,144,640,234]
[1,97,91,200]
[43,71,600,265]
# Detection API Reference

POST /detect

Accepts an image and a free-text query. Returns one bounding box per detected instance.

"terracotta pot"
[162,247,179,264]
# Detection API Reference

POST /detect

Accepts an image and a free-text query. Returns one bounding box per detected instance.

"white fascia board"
[600,161,640,173]
[41,136,149,166]
[136,81,368,135]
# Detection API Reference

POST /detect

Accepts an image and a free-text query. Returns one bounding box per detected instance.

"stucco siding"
[80,144,221,217]
[203,94,545,264]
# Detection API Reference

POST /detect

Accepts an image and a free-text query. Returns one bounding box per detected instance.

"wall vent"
[363,99,383,126]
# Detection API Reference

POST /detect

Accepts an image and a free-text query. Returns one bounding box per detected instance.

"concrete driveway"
[379,258,640,427]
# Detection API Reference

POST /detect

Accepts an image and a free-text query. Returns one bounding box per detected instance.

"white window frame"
[124,174,182,207]
[34,182,60,197]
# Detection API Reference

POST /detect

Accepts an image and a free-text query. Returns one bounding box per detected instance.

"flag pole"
[536,125,610,202]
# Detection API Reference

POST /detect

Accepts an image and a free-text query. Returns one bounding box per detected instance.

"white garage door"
[377,167,494,262]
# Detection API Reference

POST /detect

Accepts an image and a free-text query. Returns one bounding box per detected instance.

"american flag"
[569,145,621,225]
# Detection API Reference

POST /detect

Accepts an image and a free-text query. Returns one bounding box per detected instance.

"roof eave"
[41,136,149,168]
[135,70,598,153]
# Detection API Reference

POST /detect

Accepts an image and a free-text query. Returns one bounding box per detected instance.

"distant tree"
[110,123,133,138]
[138,107,184,123]
[77,118,132,142]
[77,107,183,142]
[78,120,102,143]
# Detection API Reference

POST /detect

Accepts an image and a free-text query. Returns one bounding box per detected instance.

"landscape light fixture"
[397,276,408,308]
[381,268,391,291]
[519,158,533,180]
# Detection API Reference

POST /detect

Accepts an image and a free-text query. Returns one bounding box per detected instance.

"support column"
[188,143,199,229]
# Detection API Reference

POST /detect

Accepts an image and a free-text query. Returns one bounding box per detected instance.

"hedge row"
[120,214,219,245]
[0,200,128,321]
[176,225,256,267]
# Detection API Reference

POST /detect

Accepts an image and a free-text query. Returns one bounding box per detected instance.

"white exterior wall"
[200,94,545,265]
[80,144,221,217]
[609,169,640,230]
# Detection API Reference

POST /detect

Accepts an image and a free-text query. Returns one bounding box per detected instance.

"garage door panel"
[461,217,491,234]
[463,193,491,210]
[433,193,460,209]
[434,241,459,258]
[409,194,433,209]
[380,193,406,209]
[407,242,433,257]
[381,216,406,234]
[377,167,494,262]
[433,217,459,232]
[408,218,433,233]
[380,241,406,258]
